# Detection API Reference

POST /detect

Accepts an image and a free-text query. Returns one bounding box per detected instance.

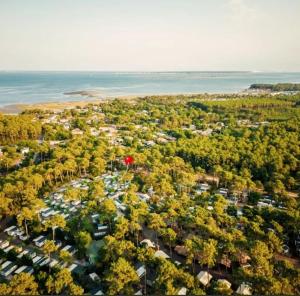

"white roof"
[68,263,78,272]
[49,259,58,267]
[236,283,252,295]
[17,250,29,258]
[15,265,28,274]
[61,245,71,251]
[1,261,12,269]
[4,226,17,232]
[140,239,155,248]
[89,273,100,281]
[197,271,213,286]
[154,250,170,259]
[32,256,42,263]
[136,265,146,277]
[177,287,187,295]
[33,235,45,242]
[4,245,14,253]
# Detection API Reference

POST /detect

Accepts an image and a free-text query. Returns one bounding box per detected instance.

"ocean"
[0,71,300,107]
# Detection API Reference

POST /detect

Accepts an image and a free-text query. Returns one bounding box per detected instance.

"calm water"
[0,71,300,106]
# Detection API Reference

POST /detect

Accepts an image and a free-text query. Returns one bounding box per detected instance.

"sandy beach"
[0,94,139,114]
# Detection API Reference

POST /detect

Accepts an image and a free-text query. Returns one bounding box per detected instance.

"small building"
[3,245,15,253]
[177,287,187,295]
[236,283,252,295]
[14,265,34,275]
[196,271,212,286]
[21,147,30,155]
[135,263,146,278]
[154,250,170,259]
[35,236,47,248]
[1,262,18,277]
[89,272,100,281]
[68,263,78,272]
[0,241,10,249]
[71,128,84,136]
[140,239,156,248]
[17,249,29,259]
[94,289,104,295]
[218,188,228,197]
[61,245,77,255]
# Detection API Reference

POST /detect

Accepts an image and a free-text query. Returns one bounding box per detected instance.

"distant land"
[250,83,300,92]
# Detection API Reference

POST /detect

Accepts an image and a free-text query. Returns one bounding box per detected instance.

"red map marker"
[124,155,134,166]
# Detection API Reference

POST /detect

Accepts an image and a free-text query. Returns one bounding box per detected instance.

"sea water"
[0,71,300,107]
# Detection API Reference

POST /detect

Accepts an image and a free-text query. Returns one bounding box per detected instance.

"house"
[28,251,37,259]
[4,245,15,253]
[137,193,151,202]
[196,271,212,286]
[14,265,34,275]
[135,263,146,278]
[61,245,77,255]
[0,241,10,249]
[1,261,13,270]
[21,147,30,155]
[177,287,187,295]
[97,225,108,232]
[68,263,78,272]
[219,255,232,268]
[218,188,228,197]
[32,256,42,264]
[39,257,51,267]
[198,128,213,136]
[17,249,29,259]
[89,272,100,281]
[32,235,45,243]
[49,259,58,268]
[94,289,104,295]
[174,245,188,257]
[35,236,47,247]
[236,283,252,295]
[6,226,18,236]
[94,232,107,239]
[1,262,18,277]
[154,250,170,259]
[71,128,84,136]
[140,239,156,248]
[144,140,155,147]
[4,225,17,234]
[198,183,211,193]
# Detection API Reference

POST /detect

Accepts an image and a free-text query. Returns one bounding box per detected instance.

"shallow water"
[0,71,300,106]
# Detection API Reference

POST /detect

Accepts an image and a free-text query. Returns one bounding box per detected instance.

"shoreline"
[0,88,282,114]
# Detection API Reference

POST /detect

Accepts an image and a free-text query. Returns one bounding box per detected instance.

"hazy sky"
[0,0,299,71]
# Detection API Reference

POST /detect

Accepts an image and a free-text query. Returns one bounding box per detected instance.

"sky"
[0,0,299,72]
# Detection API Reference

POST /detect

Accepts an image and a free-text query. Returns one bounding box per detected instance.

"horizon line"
[1,70,300,74]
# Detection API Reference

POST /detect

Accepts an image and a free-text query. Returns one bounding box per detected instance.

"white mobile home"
[1,262,18,277]
[17,249,29,259]
[3,245,15,253]
[0,241,10,249]
[14,265,33,275]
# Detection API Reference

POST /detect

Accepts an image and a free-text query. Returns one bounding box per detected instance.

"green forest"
[0,93,299,295]
[250,83,300,92]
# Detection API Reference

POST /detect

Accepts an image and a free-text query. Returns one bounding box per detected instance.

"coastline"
[0,87,292,114]
[0,95,140,114]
